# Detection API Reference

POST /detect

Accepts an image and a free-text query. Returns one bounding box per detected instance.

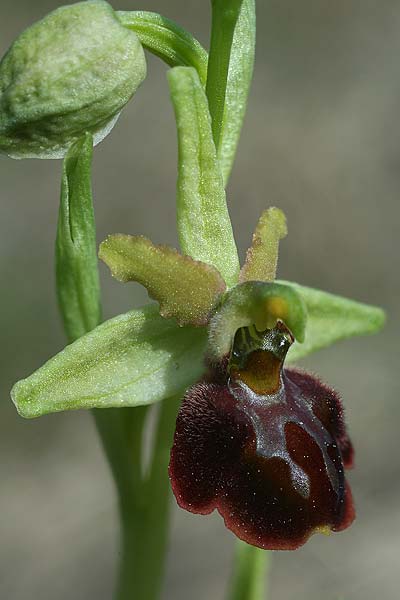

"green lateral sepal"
[278,280,386,362]
[12,305,207,419]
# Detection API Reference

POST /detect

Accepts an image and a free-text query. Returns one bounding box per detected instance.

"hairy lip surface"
[169,329,355,550]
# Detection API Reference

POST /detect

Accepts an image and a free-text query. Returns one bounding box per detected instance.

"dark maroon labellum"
[169,323,355,550]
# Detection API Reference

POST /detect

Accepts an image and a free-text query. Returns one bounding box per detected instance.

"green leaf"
[240,207,287,283]
[11,305,207,419]
[55,133,101,343]
[218,0,256,184]
[277,281,386,362]
[117,11,208,86]
[99,234,226,326]
[206,0,244,151]
[168,66,240,287]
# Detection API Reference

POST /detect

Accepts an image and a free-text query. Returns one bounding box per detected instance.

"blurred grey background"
[1,0,399,598]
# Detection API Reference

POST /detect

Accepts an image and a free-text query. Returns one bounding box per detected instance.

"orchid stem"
[55,141,177,600]
[115,396,181,600]
[228,541,270,600]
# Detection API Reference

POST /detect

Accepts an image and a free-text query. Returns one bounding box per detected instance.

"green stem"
[206,0,244,149]
[55,136,177,600]
[227,541,270,600]
[92,407,148,510]
[116,396,181,600]
[117,11,208,85]
[94,395,177,600]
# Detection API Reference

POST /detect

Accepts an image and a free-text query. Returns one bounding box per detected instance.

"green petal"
[12,305,207,419]
[168,66,240,288]
[218,0,256,185]
[240,207,287,283]
[278,281,386,362]
[99,234,226,326]
[117,11,208,86]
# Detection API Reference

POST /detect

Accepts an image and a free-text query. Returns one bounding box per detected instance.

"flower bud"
[0,0,146,159]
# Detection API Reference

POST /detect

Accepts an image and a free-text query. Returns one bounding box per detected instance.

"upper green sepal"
[11,305,207,419]
[99,234,226,326]
[0,0,146,159]
[168,66,240,287]
[278,280,386,362]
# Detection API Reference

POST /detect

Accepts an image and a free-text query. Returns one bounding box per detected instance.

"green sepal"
[218,0,256,184]
[208,281,307,360]
[278,281,386,362]
[56,133,101,343]
[117,11,208,86]
[240,207,287,283]
[168,66,240,288]
[11,305,207,419]
[99,234,226,326]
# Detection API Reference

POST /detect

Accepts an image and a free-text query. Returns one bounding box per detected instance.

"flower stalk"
[117,11,208,85]
[55,132,180,599]
[115,397,180,600]
[227,541,269,600]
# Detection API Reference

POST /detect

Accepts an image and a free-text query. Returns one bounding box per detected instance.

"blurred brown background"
[1,1,399,598]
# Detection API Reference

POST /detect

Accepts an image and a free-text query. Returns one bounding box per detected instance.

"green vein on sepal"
[11,305,207,419]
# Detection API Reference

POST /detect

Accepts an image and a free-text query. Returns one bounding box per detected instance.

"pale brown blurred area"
[1,1,399,598]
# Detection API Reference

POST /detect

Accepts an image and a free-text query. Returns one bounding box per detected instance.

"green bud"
[0,0,146,159]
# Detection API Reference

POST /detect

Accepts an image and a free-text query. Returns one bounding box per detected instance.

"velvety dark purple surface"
[169,361,354,550]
